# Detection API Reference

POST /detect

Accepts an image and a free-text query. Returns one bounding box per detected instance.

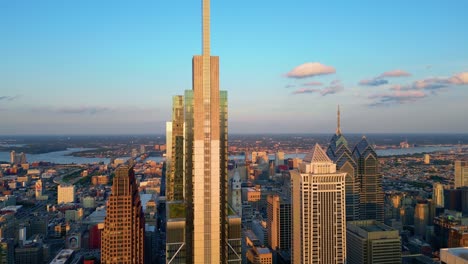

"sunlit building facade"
[101,165,144,263]
[291,144,346,264]
[164,0,240,263]
[327,106,360,221]
[455,160,468,188]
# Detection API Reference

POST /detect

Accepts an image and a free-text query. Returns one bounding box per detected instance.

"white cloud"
[286,62,336,79]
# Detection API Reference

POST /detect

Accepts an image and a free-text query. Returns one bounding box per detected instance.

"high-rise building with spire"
[101,165,144,263]
[164,1,239,263]
[184,0,228,262]
[327,106,360,221]
[291,144,347,263]
[353,136,384,223]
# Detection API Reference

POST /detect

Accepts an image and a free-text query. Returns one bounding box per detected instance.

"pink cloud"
[378,69,412,78]
[303,81,323,86]
[390,72,468,92]
[292,88,320,94]
[286,62,336,79]
[448,72,468,84]
[369,90,426,106]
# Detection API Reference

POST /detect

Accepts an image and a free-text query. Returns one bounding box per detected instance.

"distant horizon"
[1,132,468,137]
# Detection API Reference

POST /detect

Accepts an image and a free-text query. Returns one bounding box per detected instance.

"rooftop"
[441,247,468,261]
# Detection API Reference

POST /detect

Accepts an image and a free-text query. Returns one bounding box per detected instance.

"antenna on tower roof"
[336,105,342,135]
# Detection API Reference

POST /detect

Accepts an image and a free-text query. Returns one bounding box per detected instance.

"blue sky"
[1,0,467,134]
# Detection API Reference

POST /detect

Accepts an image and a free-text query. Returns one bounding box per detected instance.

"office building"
[433,183,445,208]
[353,136,384,222]
[57,185,75,204]
[347,220,401,264]
[455,161,468,188]
[440,247,468,264]
[266,194,291,251]
[275,152,285,167]
[291,144,346,263]
[229,169,243,217]
[35,179,43,198]
[167,95,185,201]
[433,212,466,250]
[327,105,360,221]
[414,201,429,238]
[246,247,273,264]
[424,154,431,164]
[166,0,241,263]
[15,237,44,264]
[101,165,144,263]
[252,152,268,164]
[0,238,14,264]
[9,150,15,164]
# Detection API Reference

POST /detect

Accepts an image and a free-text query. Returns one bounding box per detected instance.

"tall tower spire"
[336,105,342,135]
[202,0,210,56]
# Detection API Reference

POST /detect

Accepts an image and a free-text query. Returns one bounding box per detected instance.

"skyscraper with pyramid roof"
[291,143,347,263]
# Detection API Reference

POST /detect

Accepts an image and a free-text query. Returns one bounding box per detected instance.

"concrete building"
[440,247,468,264]
[0,238,14,264]
[50,249,74,264]
[57,185,75,204]
[266,194,291,251]
[291,144,346,264]
[455,161,468,188]
[101,165,144,263]
[229,169,242,217]
[246,247,273,264]
[275,152,284,167]
[414,201,430,238]
[424,154,431,164]
[35,179,43,199]
[347,220,401,264]
[252,152,268,164]
[433,183,445,208]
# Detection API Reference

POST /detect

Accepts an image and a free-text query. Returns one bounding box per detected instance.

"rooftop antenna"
[336,105,342,135]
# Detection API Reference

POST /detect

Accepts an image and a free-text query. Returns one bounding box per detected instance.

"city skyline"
[2,0,468,135]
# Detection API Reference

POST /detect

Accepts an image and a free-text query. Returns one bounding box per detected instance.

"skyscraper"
[353,136,384,222]
[414,201,429,237]
[327,105,360,221]
[167,95,185,201]
[101,165,144,263]
[183,0,233,263]
[433,183,445,208]
[291,144,347,264]
[266,194,291,252]
[454,160,468,188]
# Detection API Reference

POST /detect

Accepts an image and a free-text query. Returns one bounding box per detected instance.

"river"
[0,146,455,165]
